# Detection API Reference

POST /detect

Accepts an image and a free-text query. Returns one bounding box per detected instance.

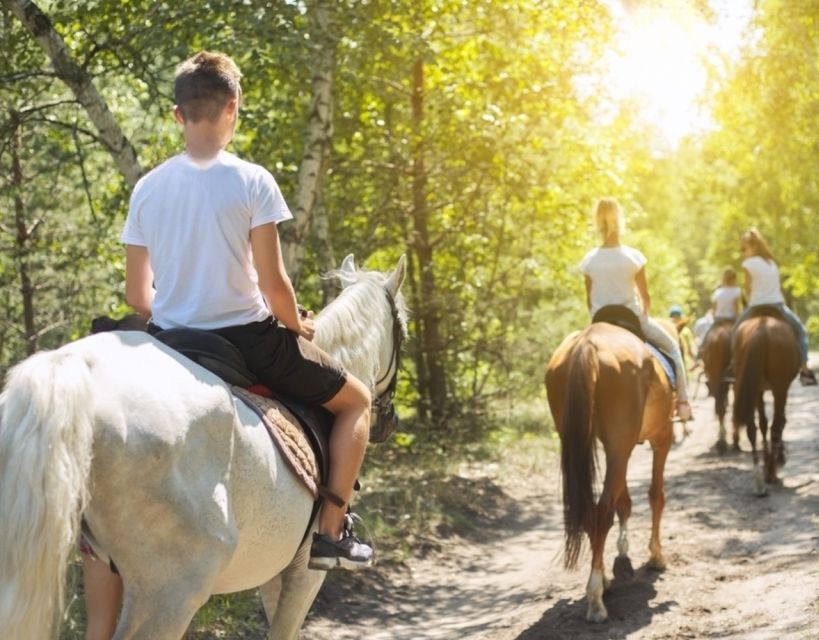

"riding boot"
[800,367,818,386]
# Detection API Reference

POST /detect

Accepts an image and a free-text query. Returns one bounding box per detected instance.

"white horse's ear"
[385,254,407,296]
[338,254,358,288]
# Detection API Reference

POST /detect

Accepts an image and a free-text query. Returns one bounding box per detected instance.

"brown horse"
[701,320,736,452]
[545,322,674,622]
[732,314,800,495]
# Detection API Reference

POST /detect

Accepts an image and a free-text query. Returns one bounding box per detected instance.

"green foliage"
[5,0,818,636]
[4,1,813,407]
[679,0,819,324]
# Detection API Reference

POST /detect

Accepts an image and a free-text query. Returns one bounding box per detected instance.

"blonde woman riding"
[580,198,692,421]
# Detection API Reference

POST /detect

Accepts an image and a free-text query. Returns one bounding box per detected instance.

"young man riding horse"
[82,50,375,638]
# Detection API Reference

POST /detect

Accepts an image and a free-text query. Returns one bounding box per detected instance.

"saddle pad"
[231,386,321,501]
[645,343,676,388]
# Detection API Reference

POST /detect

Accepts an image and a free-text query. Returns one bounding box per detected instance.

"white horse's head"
[315,254,408,442]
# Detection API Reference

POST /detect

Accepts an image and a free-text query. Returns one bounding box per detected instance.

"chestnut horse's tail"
[560,338,598,570]
[733,325,766,427]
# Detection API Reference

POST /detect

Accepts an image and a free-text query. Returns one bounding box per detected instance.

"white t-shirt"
[711,285,742,319]
[121,150,293,329]
[580,245,647,316]
[692,313,713,345]
[742,256,784,306]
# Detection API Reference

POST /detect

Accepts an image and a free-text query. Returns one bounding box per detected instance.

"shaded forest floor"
[302,365,819,640]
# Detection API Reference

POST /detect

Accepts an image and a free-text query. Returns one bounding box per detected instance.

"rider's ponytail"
[593,197,624,242]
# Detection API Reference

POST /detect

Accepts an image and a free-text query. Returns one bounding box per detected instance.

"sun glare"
[603,1,751,148]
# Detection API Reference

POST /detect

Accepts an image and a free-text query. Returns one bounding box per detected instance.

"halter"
[370,288,404,443]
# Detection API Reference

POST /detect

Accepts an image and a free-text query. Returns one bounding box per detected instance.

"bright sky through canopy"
[603,0,753,148]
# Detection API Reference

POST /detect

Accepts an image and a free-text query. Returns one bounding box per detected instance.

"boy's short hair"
[174,51,242,123]
[722,267,737,285]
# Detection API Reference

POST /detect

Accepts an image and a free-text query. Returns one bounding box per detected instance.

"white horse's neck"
[313,272,405,392]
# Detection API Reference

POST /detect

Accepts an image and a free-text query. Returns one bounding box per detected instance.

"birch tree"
[2,0,143,188]
[280,0,338,285]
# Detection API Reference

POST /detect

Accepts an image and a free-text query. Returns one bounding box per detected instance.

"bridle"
[370,289,404,443]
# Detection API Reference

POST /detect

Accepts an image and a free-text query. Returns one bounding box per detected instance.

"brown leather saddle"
[592,305,677,383]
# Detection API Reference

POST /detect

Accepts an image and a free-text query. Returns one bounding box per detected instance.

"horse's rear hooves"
[586,606,608,623]
[715,439,728,454]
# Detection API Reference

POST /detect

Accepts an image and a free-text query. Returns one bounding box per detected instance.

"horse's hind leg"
[613,485,634,581]
[768,387,788,480]
[716,381,730,453]
[585,459,625,622]
[746,394,766,496]
[113,540,234,639]
[114,575,216,639]
[647,429,672,571]
[757,392,776,484]
[615,486,632,559]
[772,389,787,468]
[259,539,325,640]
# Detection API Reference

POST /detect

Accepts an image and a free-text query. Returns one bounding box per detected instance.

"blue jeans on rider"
[733,303,809,363]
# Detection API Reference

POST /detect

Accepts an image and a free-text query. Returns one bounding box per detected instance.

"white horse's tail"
[0,350,95,639]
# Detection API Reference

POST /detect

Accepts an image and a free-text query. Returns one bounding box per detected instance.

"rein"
[374,289,403,394]
[370,289,404,442]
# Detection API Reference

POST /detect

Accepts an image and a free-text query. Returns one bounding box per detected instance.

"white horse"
[0,253,407,640]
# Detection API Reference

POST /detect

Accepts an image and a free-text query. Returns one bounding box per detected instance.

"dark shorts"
[153,317,347,406]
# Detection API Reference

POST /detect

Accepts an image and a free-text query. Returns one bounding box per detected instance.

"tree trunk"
[311,192,338,305]
[409,56,448,422]
[10,112,37,355]
[281,0,336,286]
[3,0,143,189]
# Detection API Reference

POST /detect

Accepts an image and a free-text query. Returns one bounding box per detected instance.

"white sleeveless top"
[742,256,784,306]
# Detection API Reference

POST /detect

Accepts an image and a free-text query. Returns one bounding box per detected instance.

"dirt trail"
[302,363,819,640]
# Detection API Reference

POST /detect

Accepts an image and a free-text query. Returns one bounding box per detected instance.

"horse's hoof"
[647,555,667,571]
[716,439,727,454]
[776,452,786,467]
[613,555,635,580]
[586,602,608,623]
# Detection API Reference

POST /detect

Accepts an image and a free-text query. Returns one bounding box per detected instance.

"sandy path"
[302,363,819,639]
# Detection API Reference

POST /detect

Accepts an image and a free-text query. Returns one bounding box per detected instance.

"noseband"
[370,289,404,443]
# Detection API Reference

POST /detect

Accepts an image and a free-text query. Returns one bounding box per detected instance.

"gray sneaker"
[308,514,374,571]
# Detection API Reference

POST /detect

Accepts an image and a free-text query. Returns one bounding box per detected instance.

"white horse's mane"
[314,269,407,391]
